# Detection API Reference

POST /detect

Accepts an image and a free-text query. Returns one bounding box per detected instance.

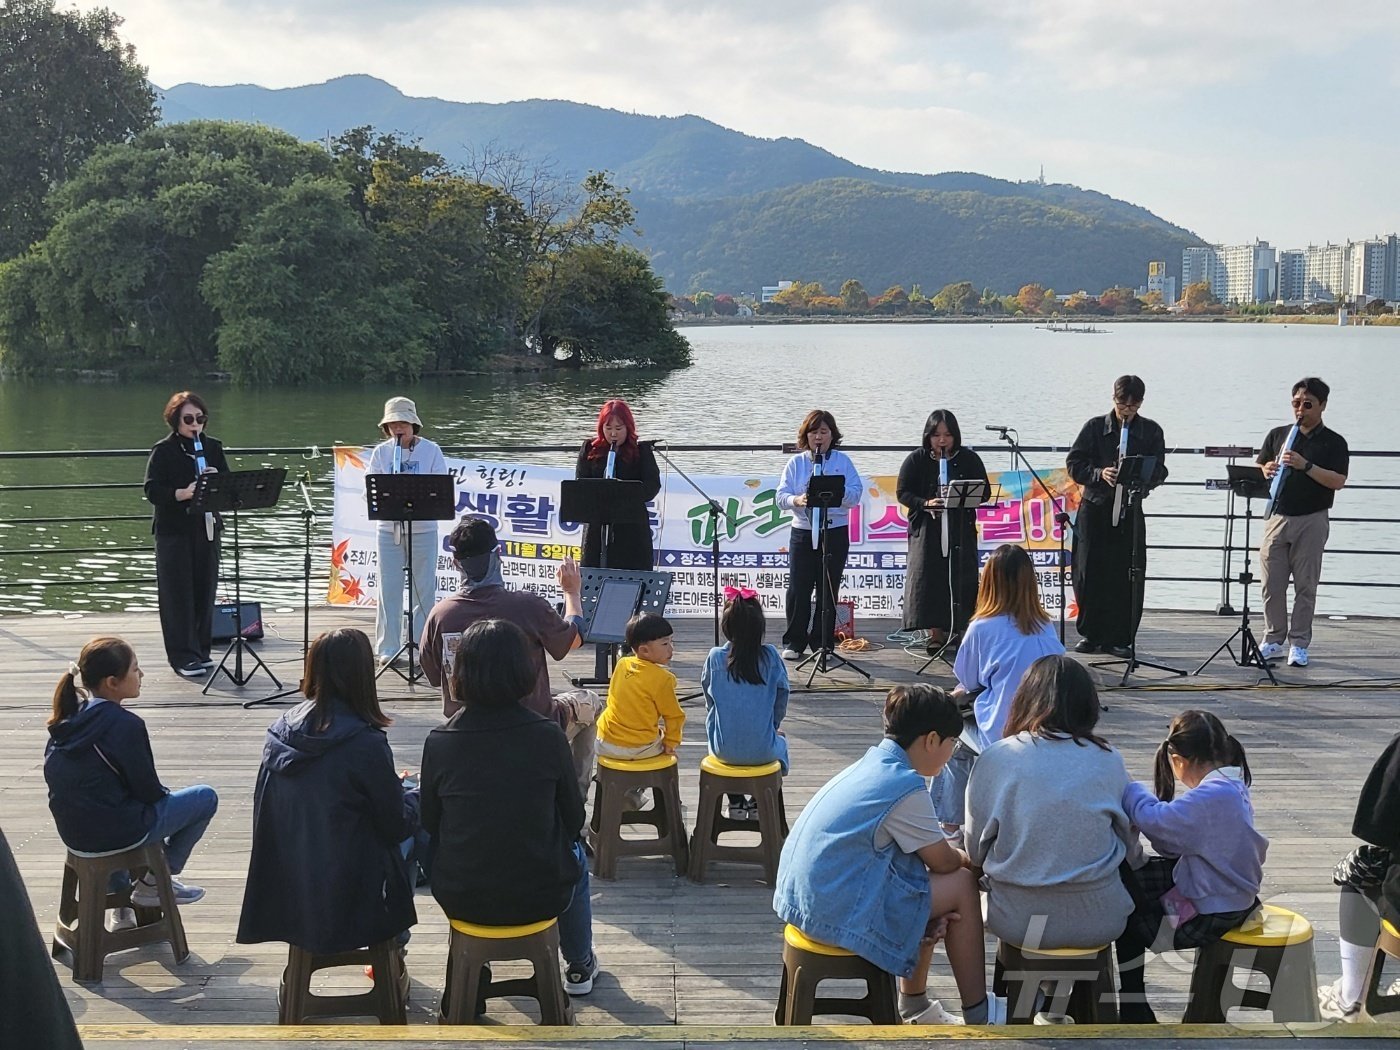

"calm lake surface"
[1,321,1396,616]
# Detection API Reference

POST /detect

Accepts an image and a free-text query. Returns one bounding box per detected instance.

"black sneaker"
[175,661,208,678]
[1073,638,1098,654]
[1105,644,1133,659]
[564,954,599,996]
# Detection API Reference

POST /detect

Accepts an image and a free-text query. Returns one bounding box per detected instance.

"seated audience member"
[421,619,600,1002]
[966,655,1141,951]
[419,517,600,795]
[1319,732,1400,1021]
[774,684,1005,1025]
[237,629,418,957]
[1116,710,1267,1023]
[0,826,81,1049]
[45,637,218,930]
[597,612,683,760]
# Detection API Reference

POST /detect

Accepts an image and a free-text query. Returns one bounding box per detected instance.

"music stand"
[366,472,455,685]
[194,468,287,694]
[569,567,672,687]
[560,478,650,685]
[918,479,990,675]
[796,473,871,687]
[1195,465,1279,684]
[1090,455,1185,686]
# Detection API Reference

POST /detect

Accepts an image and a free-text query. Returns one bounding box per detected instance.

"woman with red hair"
[573,399,661,569]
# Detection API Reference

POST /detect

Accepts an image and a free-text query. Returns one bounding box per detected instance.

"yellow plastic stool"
[775,924,898,1025]
[1361,918,1400,1020]
[1184,905,1319,1022]
[588,753,688,879]
[442,916,572,1025]
[997,939,1116,1022]
[688,756,788,886]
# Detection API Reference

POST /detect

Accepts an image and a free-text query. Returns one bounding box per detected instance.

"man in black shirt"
[1065,375,1169,657]
[1256,377,1348,667]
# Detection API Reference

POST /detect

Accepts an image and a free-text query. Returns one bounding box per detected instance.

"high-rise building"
[1181,247,1217,298]
[1181,242,1273,304]
[1346,235,1397,302]
[1143,260,1176,305]
[1277,250,1306,302]
[1302,244,1348,301]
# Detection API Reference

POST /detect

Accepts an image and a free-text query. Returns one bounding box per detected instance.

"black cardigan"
[143,431,231,536]
[420,704,584,925]
[1353,733,1400,924]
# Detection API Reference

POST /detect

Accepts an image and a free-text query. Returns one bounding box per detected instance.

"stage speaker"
[212,602,264,642]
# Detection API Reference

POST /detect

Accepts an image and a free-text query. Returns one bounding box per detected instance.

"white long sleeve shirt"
[367,436,449,535]
[775,449,863,532]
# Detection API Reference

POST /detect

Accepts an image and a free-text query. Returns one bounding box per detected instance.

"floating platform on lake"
[3,607,1398,1047]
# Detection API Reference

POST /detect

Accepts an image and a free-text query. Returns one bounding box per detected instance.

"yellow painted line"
[75,1022,1400,1042]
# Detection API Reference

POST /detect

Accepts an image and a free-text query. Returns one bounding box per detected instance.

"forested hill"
[158,75,1204,293]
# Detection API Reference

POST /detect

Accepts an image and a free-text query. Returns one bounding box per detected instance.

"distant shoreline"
[674,314,1378,328]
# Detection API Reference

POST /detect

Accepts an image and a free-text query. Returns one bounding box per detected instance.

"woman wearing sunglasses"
[143,391,230,679]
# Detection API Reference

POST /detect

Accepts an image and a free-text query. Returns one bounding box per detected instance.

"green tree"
[931,280,976,315]
[693,290,716,316]
[839,278,868,312]
[0,0,156,259]
[871,285,908,313]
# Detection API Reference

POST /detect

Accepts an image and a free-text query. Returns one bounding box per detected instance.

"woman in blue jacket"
[44,637,218,915]
[237,629,418,956]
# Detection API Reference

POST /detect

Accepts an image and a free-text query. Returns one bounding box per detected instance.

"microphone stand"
[988,427,1069,645]
[246,471,316,709]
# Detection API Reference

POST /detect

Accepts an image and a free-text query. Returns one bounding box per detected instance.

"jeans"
[558,841,594,968]
[375,524,441,660]
[143,785,219,874]
[927,743,976,827]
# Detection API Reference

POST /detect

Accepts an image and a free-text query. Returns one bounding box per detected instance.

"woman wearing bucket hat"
[368,397,448,667]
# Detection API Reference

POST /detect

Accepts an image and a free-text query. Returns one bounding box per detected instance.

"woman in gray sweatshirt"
[966,655,1141,949]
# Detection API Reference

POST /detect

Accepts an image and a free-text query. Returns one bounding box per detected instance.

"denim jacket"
[773,738,930,976]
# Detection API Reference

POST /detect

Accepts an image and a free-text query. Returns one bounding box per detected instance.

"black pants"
[155,530,220,669]
[783,526,850,653]
[1071,498,1145,648]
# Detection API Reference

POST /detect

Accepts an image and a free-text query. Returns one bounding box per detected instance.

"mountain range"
[157,75,1204,296]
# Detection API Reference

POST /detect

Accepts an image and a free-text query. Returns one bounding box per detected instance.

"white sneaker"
[1257,642,1286,661]
[780,648,802,661]
[905,998,961,1024]
[1033,1011,1075,1025]
[980,993,1008,1025]
[1288,646,1309,667]
[131,874,205,907]
[105,907,137,932]
[1317,977,1361,1022]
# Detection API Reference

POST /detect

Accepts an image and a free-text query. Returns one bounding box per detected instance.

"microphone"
[191,427,207,476]
[392,433,403,475]
[985,425,1011,433]
[604,441,617,480]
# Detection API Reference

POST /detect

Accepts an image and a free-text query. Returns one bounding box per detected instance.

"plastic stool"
[775,924,899,1025]
[688,756,788,886]
[996,940,1116,1023]
[442,917,573,1025]
[278,939,407,1024]
[51,841,189,983]
[1361,918,1400,1021]
[1184,904,1319,1022]
[588,753,688,879]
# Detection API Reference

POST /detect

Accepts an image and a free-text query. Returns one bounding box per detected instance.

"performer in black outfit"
[1065,375,1168,657]
[896,409,991,652]
[143,391,230,679]
[574,398,660,569]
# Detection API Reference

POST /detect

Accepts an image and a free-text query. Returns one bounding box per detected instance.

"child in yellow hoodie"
[596,614,684,768]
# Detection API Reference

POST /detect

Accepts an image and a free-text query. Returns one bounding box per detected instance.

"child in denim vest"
[700,587,789,820]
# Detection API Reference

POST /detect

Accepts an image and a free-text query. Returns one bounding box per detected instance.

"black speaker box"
[211,602,264,642]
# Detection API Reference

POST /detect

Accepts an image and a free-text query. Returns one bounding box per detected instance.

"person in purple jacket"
[1116,710,1267,1023]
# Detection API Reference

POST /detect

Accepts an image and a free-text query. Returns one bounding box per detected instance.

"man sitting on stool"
[1065,375,1168,658]
[1256,377,1348,668]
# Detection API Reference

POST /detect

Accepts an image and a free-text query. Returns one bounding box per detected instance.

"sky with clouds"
[104,0,1400,247]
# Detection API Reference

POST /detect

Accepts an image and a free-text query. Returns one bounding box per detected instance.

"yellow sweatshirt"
[596,656,684,750]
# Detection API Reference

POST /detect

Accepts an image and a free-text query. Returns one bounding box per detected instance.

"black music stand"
[245,471,318,709]
[367,472,455,685]
[1090,455,1185,686]
[796,473,871,687]
[918,479,990,676]
[570,567,672,687]
[195,468,287,694]
[1195,465,1278,685]
[560,477,649,686]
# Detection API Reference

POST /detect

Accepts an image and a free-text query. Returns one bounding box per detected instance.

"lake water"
[1,321,1396,616]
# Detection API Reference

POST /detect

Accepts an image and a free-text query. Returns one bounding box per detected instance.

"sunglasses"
[1290,399,1315,410]
[1113,399,1142,408]
[181,413,207,425]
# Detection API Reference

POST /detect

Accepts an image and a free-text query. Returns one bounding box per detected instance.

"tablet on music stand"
[586,578,646,644]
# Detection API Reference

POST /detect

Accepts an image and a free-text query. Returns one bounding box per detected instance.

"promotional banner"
[328,446,1080,619]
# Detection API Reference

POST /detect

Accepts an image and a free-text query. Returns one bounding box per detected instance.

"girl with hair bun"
[1115,709,1267,1023]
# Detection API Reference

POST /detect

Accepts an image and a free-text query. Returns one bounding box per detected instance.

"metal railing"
[2,443,1397,611]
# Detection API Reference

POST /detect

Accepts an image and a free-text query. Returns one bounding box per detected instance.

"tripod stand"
[796,472,871,687]
[989,427,1070,644]
[197,468,287,695]
[1195,468,1278,684]
[367,472,456,685]
[1090,468,1185,687]
[246,471,316,709]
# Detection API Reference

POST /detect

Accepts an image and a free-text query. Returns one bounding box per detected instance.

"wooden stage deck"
[2,606,1399,1047]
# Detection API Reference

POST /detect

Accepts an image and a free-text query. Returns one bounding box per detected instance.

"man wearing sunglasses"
[1256,377,1349,668]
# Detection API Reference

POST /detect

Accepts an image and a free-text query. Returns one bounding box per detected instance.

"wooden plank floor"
[2,606,1398,1040]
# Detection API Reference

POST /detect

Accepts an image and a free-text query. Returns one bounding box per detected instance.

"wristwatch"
[1302,459,1313,474]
